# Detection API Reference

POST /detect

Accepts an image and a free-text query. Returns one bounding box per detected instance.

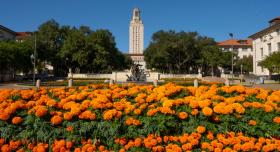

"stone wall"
[68,73,112,79]
[159,74,202,79]
[69,72,202,82]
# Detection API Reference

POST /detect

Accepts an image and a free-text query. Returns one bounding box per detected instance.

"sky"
[1,0,279,52]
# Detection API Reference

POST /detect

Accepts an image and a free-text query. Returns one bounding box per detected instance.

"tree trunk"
[268,70,272,80]
[211,65,214,77]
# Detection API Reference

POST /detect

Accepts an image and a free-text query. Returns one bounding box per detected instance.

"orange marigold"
[63,112,73,120]
[51,115,63,125]
[248,120,257,126]
[78,110,96,120]
[35,106,48,117]
[196,126,206,134]
[12,117,23,125]
[178,112,188,120]
[191,109,199,115]
[273,116,280,124]
[66,126,73,132]
[202,107,213,116]
[1,144,11,152]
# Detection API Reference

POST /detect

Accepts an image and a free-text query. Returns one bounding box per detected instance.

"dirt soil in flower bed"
[0,83,280,151]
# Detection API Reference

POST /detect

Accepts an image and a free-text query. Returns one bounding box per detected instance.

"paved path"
[0,83,34,90]
[1,82,280,90]
[251,84,280,90]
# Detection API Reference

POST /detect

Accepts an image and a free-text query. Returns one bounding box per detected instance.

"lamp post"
[30,54,35,85]
[229,33,234,77]
[240,64,243,75]
[30,33,37,85]
[240,64,243,84]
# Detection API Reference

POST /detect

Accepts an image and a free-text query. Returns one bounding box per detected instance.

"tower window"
[261,48,263,59]
[268,43,271,55]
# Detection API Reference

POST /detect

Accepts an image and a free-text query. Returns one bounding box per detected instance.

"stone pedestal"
[109,79,114,85]
[198,68,202,78]
[225,78,229,86]
[153,79,158,87]
[194,79,198,88]
[68,79,73,87]
[36,79,41,89]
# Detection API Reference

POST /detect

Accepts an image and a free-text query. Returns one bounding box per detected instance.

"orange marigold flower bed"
[0,83,279,151]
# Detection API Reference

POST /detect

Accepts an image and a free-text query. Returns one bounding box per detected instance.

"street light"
[229,33,234,77]
[30,54,35,85]
[30,33,37,85]
[240,64,243,75]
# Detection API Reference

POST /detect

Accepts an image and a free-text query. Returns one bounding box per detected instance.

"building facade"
[217,39,253,59]
[249,17,280,76]
[0,25,31,82]
[0,25,17,40]
[128,8,146,68]
[0,25,31,41]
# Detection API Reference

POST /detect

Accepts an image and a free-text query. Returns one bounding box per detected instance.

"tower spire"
[132,8,141,22]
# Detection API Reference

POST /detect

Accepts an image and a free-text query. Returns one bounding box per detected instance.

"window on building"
[0,31,3,39]
[277,29,280,35]
[261,48,264,59]
[261,67,264,72]
[268,43,272,55]
[278,42,280,51]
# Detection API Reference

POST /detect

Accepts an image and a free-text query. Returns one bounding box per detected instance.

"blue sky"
[1,0,279,52]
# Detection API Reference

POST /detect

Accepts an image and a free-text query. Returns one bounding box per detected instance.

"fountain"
[126,64,150,82]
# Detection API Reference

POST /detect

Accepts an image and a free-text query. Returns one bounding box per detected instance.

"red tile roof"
[217,39,252,46]
[269,16,280,23]
[249,16,280,39]
[16,32,32,40]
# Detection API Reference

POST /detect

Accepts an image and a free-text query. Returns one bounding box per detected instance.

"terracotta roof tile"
[16,32,32,40]
[217,39,252,46]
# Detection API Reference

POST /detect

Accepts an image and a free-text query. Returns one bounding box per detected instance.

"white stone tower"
[129,8,145,68]
[129,8,144,54]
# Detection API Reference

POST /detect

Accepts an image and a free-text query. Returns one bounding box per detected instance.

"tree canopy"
[25,19,131,76]
[259,51,280,78]
[0,41,32,76]
[144,30,235,75]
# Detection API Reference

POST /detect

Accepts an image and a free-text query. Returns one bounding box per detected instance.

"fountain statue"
[126,64,150,81]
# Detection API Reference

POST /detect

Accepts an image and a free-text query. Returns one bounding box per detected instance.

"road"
[0,83,34,90]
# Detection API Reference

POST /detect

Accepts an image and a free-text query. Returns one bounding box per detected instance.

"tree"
[235,55,253,74]
[60,28,131,73]
[145,30,201,73]
[145,30,226,75]
[0,41,32,79]
[200,46,223,76]
[259,51,280,79]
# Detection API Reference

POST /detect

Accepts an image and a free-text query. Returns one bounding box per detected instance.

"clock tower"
[129,8,145,68]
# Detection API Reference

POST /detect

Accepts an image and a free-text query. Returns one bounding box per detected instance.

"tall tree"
[200,46,223,76]
[60,28,131,73]
[0,41,32,80]
[259,51,280,79]
[235,55,253,74]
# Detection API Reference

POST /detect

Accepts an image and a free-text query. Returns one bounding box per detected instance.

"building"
[0,25,17,40]
[128,8,146,68]
[0,24,32,82]
[16,32,32,42]
[249,17,280,76]
[217,39,253,59]
[0,24,31,41]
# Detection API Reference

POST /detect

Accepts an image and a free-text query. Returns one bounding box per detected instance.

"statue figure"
[126,63,149,81]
